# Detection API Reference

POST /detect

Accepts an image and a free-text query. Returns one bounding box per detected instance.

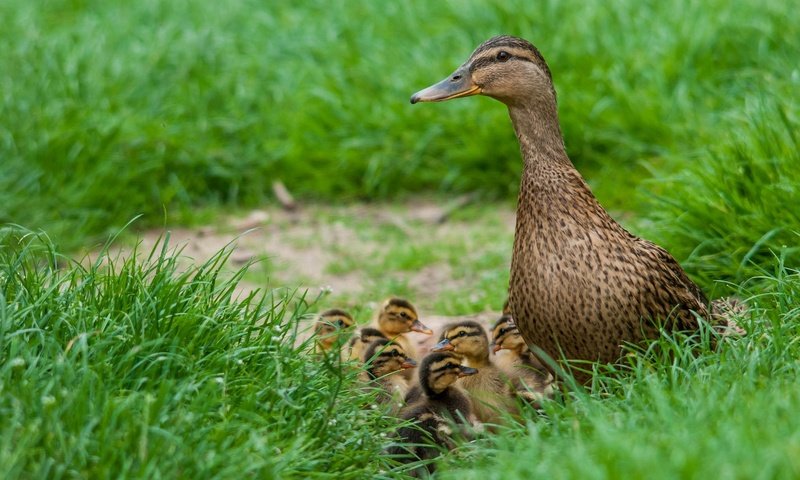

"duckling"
[313,308,354,354]
[362,338,417,410]
[388,352,479,471]
[411,35,740,383]
[491,315,554,405]
[431,320,515,424]
[373,298,433,361]
[346,327,388,362]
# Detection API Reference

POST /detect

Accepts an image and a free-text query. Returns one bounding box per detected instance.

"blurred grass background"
[1,0,798,282]
[2,0,800,478]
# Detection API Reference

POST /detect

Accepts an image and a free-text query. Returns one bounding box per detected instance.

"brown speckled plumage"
[412,35,724,384]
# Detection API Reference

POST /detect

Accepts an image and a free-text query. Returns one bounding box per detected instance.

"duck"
[388,351,479,472]
[313,308,355,354]
[411,35,732,384]
[362,338,417,410]
[430,320,515,424]
[372,298,433,361]
[346,327,388,362]
[490,315,554,405]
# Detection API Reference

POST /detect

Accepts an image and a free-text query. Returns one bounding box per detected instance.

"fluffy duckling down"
[373,298,432,361]
[362,338,417,411]
[431,320,516,425]
[491,315,555,405]
[388,351,479,472]
[346,327,387,362]
[313,308,354,354]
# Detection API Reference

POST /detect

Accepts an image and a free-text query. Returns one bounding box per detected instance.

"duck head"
[410,35,555,107]
[419,351,478,396]
[431,320,490,362]
[378,298,433,336]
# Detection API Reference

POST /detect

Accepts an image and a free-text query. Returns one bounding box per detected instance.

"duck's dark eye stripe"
[449,331,480,339]
[469,54,533,73]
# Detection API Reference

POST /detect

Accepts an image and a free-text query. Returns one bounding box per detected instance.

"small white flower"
[41,395,56,407]
[9,357,25,368]
[214,377,224,384]
[236,359,243,365]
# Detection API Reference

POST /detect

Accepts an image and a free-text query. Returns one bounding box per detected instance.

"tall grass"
[0,228,394,478]
[641,101,800,290]
[1,0,798,249]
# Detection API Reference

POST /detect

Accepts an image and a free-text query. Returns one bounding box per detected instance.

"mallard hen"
[412,35,728,384]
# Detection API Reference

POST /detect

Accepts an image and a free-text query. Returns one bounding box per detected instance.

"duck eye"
[496,51,510,62]
[458,331,467,338]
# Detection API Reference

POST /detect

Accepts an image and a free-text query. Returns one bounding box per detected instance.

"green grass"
[0,229,397,478]
[1,0,798,250]
[4,226,800,478]
[641,101,800,290]
[2,0,800,478]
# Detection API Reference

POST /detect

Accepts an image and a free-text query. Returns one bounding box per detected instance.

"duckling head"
[490,315,527,354]
[314,308,355,350]
[364,338,417,379]
[378,298,433,336]
[419,351,478,396]
[357,327,387,345]
[431,321,491,362]
[410,35,555,108]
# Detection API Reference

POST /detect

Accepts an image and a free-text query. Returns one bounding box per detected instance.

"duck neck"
[465,352,490,368]
[508,99,605,225]
[508,100,570,170]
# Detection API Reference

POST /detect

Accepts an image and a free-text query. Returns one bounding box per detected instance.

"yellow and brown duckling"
[490,315,554,405]
[430,320,515,424]
[373,298,433,361]
[362,338,417,410]
[346,327,388,362]
[388,351,479,471]
[313,308,355,354]
[411,35,742,384]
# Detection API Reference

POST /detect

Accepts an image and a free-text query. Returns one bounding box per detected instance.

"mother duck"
[411,35,716,383]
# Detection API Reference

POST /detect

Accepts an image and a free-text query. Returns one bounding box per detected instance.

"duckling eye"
[496,51,510,62]
[458,331,467,338]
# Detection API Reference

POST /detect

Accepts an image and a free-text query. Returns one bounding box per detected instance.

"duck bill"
[491,342,503,354]
[458,366,478,377]
[410,319,433,335]
[431,338,454,352]
[410,66,481,104]
[401,359,418,370]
